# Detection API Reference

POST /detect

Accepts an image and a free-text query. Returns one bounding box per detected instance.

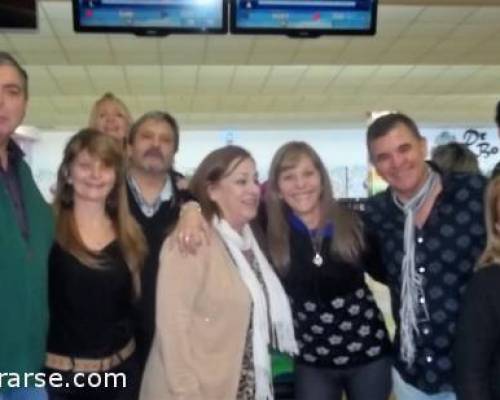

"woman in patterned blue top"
[265,142,392,400]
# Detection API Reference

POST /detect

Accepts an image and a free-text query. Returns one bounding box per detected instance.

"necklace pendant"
[312,252,323,267]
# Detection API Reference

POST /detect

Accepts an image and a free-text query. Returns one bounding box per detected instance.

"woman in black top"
[45,129,146,400]
[265,142,392,400]
[455,176,500,400]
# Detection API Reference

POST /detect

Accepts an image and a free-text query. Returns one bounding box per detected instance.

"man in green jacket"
[0,52,53,399]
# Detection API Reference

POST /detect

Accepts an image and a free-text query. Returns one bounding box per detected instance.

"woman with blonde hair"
[140,145,297,400]
[89,92,132,141]
[45,129,147,400]
[455,176,500,400]
[266,142,392,400]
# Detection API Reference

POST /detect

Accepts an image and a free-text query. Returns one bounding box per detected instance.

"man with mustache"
[126,111,192,382]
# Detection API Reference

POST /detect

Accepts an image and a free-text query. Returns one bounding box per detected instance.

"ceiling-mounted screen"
[72,0,227,35]
[0,0,37,29]
[230,0,377,37]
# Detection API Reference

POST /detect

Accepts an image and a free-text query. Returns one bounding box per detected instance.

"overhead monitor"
[230,0,377,37]
[72,0,227,35]
[0,0,37,29]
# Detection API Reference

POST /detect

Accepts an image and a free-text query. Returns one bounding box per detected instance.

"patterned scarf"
[392,167,439,366]
[213,217,298,400]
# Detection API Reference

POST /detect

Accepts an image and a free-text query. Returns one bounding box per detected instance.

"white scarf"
[212,217,298,400]
[392,167,439,367]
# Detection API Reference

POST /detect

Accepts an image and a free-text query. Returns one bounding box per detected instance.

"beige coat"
[140,229,251,400]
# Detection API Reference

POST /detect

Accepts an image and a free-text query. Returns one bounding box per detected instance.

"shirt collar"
[159,175,173,201]
[1,139,24,171]
[8,139,24,161]
[127,173,173,217]
[287,210,334,238]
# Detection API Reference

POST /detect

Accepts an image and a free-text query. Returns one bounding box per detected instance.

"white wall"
[30,125,500,202]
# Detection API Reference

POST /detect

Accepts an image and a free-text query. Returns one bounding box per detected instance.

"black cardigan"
[127,173,193,368]
[454,264,500,400]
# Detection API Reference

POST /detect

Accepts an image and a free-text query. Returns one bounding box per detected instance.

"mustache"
[144,148,165,160]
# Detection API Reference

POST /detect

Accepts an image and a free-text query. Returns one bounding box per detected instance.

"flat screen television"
[72,0,227,35]
[230,0,377,37]
[0,0,37,29]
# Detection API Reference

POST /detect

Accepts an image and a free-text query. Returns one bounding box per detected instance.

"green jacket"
[0,155,54,388]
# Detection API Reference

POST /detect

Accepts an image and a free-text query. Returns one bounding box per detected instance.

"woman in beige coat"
[140,145,297,400]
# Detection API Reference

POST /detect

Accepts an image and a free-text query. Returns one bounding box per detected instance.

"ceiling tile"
[87,66,129,94]
[6,0,500,130]
[7,35,61,52]
[466,6,500,23]
[416,6,474,23]
[126,66,162,95]
[377,5,424,23]
[48,66,93,95]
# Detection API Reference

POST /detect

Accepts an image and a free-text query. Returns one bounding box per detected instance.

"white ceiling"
[2,0,500,130]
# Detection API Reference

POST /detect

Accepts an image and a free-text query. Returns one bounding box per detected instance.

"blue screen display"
[231,0,376,34]
[74,0,226,33]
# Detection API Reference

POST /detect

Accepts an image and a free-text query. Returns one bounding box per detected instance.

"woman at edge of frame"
[454,175,500,400]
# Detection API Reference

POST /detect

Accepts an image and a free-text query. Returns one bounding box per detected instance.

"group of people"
[0,52,193,400]
[1,49,499,400]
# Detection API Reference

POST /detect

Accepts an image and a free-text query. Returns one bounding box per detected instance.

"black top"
[281,215,392,369]
[126,173,192,366]
[363,171,487,394]
[454,264,500,400]
[47,241,134,358]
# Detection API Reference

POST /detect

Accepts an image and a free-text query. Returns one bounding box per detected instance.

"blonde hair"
[266,142,365,274]
[478,176,500,267]
[53,129,147,295]
[88,92,133,133]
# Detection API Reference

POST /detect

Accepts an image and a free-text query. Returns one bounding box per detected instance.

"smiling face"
[369,122,428,201]
[93,100,130,140]
[208,157,260,232]
[277,154,322,226]
[0,65,27,147]
[127,118,176,176]
[69,149,117,206]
